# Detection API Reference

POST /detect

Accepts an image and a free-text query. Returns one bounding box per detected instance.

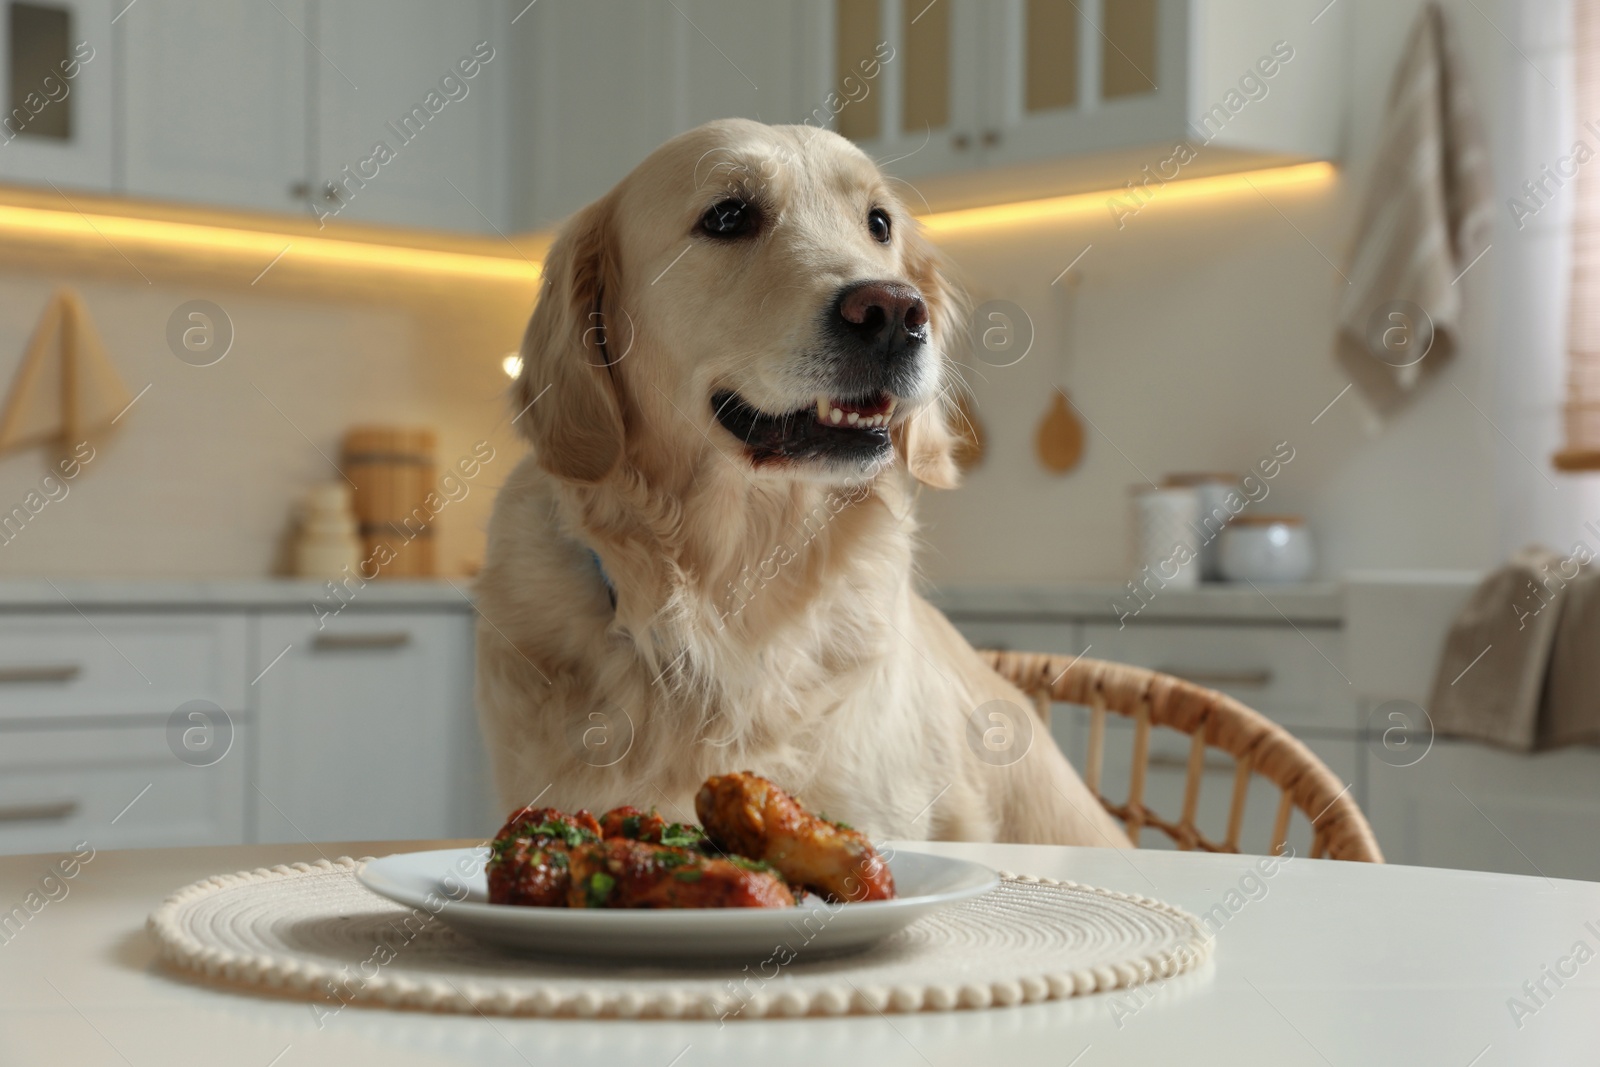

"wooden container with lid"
[341,426,437,578]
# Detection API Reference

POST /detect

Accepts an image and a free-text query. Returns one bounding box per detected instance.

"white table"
[0,840,1594,1066]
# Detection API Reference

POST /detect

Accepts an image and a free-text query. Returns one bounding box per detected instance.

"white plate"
[357,847,999,961]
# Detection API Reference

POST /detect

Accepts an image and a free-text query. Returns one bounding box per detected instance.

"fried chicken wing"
[597,806,710,850]
[486,806,602,907]
[566,838,796,909]
[695,772,895,902]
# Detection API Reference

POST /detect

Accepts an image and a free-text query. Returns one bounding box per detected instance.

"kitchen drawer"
[1080,622,1357,732]
[0,614,248,721]
[1051,707,1359,859]
[0,724,246,855]
[253,611,483,843]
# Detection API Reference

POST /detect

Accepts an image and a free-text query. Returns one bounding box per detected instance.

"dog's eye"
[868,208,891,243]
[702,198,756,239]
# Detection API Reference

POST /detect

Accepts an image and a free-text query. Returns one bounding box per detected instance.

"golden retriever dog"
[476,118,1129,849]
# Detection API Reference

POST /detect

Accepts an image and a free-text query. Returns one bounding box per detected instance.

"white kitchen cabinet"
[116,0,310,212]
[252,610,484,845]
[1080,620,1358,733]
[1365,735,1600,883]
[807,0,1344,209]
[0,613,248,721]
[0,723,246,854]
[516,0,804,229]
[0,0,115,190]
[312,0,507,232]
[947,610,1364,856]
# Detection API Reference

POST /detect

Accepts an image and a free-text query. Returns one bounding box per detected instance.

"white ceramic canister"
[1219,514,1315,583]
[1130,485,1202,589]
[1163,473,1237,581]
[294,482,362,579]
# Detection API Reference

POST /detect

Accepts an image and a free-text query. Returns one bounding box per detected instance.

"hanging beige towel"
[1334,2,1492,415]
[1427,546,1600,751]
[0,288,131,457]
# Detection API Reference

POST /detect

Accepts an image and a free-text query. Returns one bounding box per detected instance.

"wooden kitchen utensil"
[342,426,437,578]
[0,288,131,458]
[1035,273,1084,474]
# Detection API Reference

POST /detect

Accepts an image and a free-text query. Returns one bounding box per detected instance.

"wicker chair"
[982,650,1383,863]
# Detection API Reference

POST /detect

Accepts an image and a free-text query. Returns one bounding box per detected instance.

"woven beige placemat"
[147,858,1211,1019]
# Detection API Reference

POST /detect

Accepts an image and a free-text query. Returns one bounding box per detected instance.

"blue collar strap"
[588,548,616,609]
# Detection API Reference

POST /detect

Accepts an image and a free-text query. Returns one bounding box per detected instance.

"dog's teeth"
[830,407,844,424]
[816,395,830,421]
[846,412,860,425]
[885,398,897,417]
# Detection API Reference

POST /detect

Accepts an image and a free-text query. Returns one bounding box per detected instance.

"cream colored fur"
[475,118,1129,849]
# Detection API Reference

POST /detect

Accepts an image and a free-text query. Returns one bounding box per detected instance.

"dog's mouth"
[711,390,897,467]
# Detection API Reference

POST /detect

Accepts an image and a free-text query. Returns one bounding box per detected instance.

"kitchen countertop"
[0,576,1471,628]
[0,578,479,611]
[925,581,1345,624]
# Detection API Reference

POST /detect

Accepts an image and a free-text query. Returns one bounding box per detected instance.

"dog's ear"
[893,222,963,490]
[513,196,626,483]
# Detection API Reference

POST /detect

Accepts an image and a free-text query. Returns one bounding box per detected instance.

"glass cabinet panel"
[1024,0,1077,114]
[834,0,881,141]
[902,0,950,132]
[1102,0,1158,99]
[7,2,72,140]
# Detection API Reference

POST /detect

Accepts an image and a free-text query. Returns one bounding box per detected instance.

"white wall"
[0,274,530,578]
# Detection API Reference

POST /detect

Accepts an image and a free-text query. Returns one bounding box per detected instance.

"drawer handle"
[0,800,79,823]
[0,664,82,684]
[313,632,412,651]
[1157,667,1273,689]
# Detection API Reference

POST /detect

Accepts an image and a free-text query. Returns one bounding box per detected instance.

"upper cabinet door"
[815,0,984,181]
[514,0,802,231]
[313,0,507,233]
[0,0,114,191]
[117,0,310,213]
[981,0,1186,169]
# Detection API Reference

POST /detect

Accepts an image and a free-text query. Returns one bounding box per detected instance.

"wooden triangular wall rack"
[0,287,130,456]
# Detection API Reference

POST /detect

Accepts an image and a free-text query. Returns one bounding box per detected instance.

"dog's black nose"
[835,281,928,350]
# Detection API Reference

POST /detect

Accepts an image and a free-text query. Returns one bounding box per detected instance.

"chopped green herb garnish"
[621,814,643,838]
[585,871,616,906]
[519,818,598,848]
[659,822,704,847]
[727,855,775,873]
[820,813,855,831]
[655,849,693,869]
[673,868,704,883]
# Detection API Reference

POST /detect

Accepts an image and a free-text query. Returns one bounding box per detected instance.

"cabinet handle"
[981,129,1001,147]
[313,632,412,651]
[1156,668,1273,689]
[0,664,82,684]
[951,132,971,151]
[0,800,79,823]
